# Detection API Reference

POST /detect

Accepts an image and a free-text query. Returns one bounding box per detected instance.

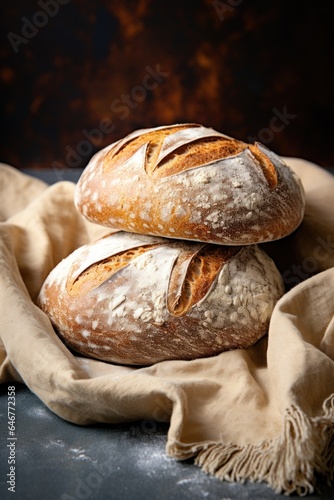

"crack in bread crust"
[75,123,305,246]
[149,138,246,178]
[248,144,278,190]
[103,124,277,188]
[67,244,159,296]
[104,125,189,173]
[168,245,241,316]
[37,232,285,366]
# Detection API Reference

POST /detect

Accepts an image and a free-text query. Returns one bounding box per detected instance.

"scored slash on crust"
[74,122,305,246]
[103,123,278,189]
[66,236,241,317]
[37,232,285,365]
[168,244,240,316]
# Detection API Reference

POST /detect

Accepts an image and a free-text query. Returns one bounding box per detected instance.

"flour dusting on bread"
[74,123,305,245]
[38,232,284,366]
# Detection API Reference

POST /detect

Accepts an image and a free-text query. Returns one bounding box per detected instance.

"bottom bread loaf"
[37,231,284,365]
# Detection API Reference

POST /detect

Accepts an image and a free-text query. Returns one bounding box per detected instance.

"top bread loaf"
[75,123,305,245]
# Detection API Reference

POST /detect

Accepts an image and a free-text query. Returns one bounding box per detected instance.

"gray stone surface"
[0,384,332,500]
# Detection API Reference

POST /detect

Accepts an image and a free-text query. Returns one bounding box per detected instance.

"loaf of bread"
[37,231,284,365]
[74,123,305,245]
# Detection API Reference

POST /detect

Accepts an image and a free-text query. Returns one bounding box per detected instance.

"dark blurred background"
[1,0,333,172]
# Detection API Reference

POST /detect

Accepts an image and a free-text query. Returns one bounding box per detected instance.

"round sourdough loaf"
[37,231,284,365]
[74,123,305,245]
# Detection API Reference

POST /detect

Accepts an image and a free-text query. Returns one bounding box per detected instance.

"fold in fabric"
[0,161,333,495]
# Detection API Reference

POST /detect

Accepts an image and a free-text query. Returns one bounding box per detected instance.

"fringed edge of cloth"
[167,393,334,496]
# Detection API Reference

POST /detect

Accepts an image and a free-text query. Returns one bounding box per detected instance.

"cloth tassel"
[322,396,334,483]
[169,394,334,496]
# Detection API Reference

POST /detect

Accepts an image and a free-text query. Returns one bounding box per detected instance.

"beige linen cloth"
[0,158,333,496]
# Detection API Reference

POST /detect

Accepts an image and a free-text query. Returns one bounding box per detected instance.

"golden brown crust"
[38,231,284,366]
[167,245,240,316]
[74,123,305,245]
[68,244,158,296]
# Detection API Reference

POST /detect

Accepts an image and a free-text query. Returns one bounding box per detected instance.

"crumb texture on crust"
[74,123,305,246]
[37,232,284,366]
